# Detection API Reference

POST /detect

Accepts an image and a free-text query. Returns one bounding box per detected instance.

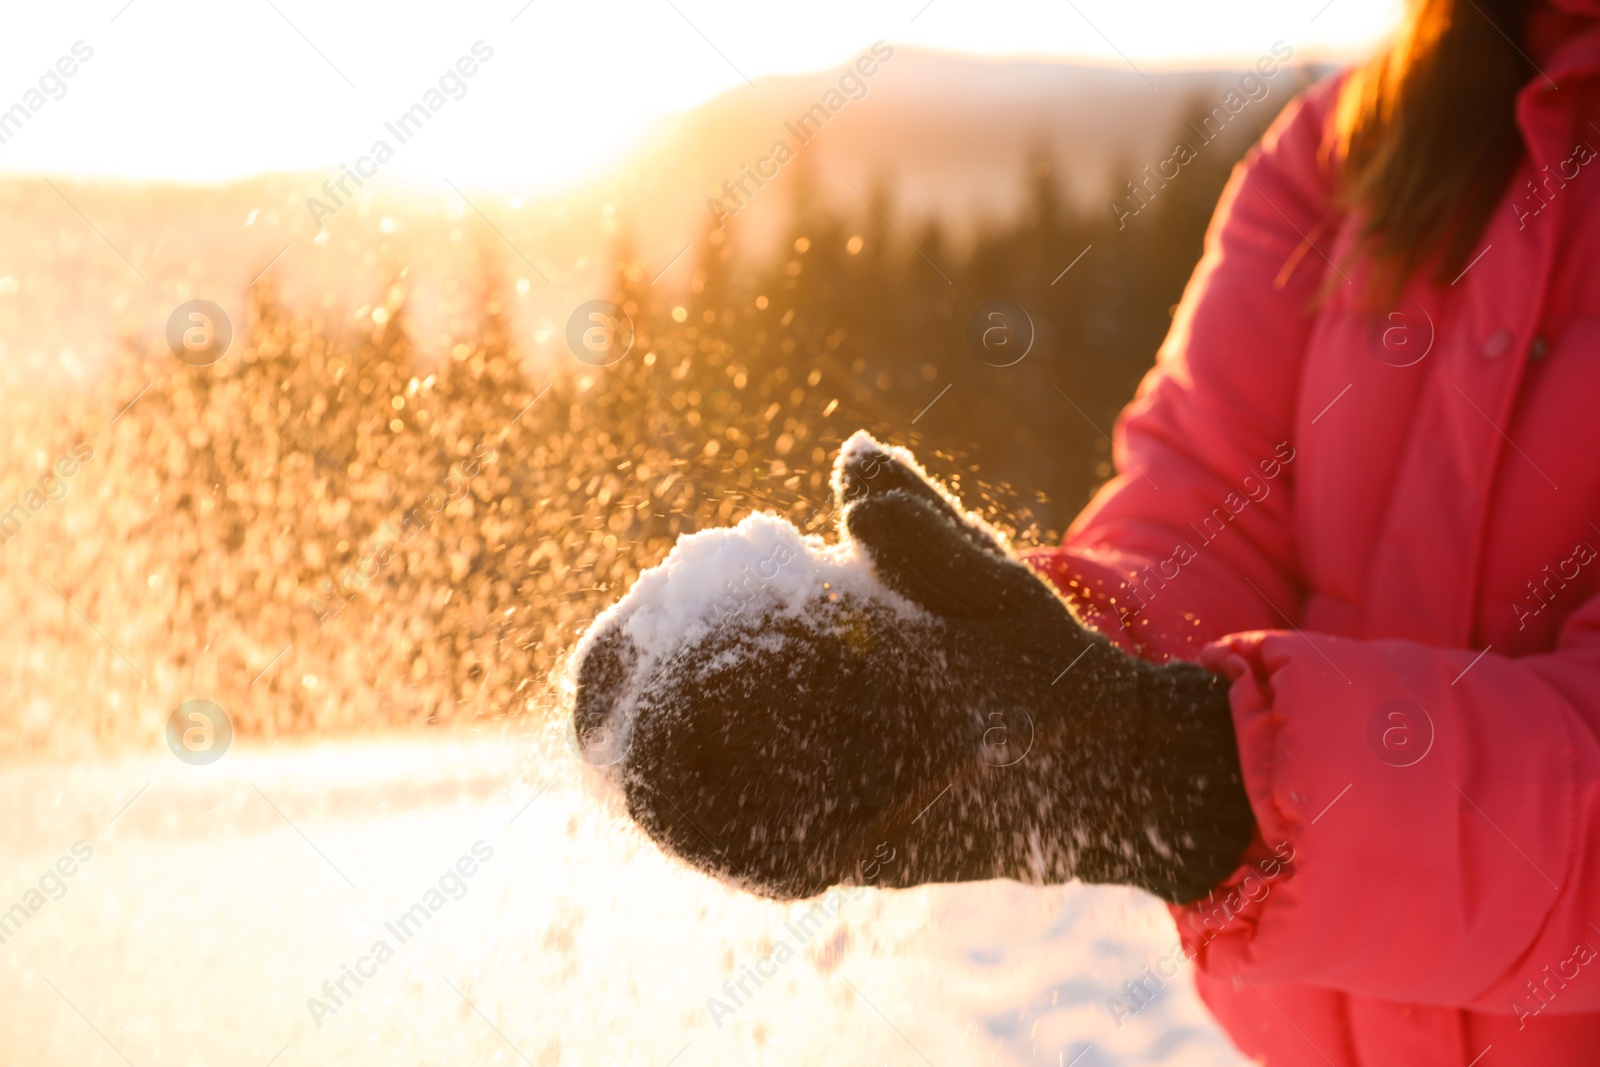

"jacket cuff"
[1173,630,1575,1003]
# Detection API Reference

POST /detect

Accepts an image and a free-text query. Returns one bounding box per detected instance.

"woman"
[574,1,1600,1062]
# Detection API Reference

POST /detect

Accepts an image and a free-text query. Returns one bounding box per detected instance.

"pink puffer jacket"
[1024,14,1600,1066]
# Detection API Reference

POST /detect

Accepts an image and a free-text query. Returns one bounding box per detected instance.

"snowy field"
[0,733,1247,1067]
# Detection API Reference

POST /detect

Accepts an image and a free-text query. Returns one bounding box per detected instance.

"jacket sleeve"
[1022,73,1344,661]
[1188,610,1600,1015]
[1018,75,1600,1012]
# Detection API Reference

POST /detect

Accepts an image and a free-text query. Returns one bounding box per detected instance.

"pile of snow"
[567,508,920,773]
[592,512,878,667]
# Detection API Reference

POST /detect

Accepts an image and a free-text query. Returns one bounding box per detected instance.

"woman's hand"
[572,432,1256,904]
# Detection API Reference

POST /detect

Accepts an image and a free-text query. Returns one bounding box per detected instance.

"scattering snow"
[832,428,1015,552]
[571,428,1020,765]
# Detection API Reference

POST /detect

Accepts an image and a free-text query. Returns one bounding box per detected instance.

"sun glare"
[0,0,1400,190]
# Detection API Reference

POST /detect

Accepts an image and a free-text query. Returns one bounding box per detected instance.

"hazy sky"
[0,0,1400,190]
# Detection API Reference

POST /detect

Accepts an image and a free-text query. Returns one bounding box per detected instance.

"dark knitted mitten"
[573,432,1257,904]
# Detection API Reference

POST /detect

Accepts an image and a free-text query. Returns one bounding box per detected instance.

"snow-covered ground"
[0,733,1247,1066]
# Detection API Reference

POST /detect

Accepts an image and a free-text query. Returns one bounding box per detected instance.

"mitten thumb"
[844,490,1062,622]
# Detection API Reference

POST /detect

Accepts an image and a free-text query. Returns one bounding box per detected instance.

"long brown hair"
[1335,0,1532,293]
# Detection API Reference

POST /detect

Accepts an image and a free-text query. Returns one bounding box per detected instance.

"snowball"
[577,511,913,681]
[566,503,937,787]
